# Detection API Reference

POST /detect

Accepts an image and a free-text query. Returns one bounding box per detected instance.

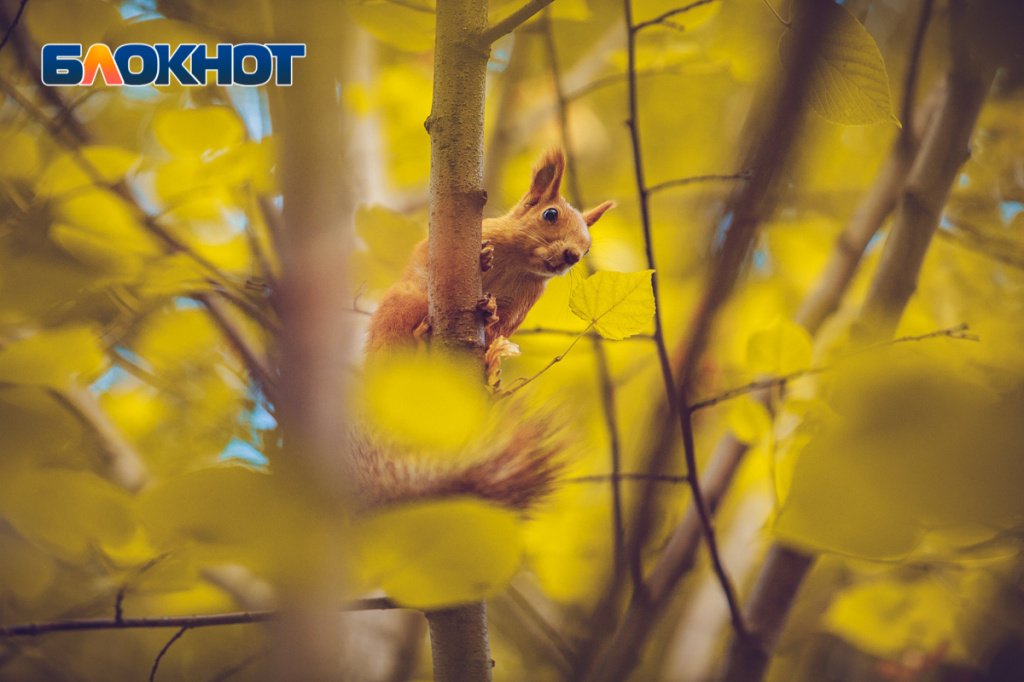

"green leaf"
[745,318,813,375]
[569,270,655,340]
[355,497,523,610]
[781,3,898,126]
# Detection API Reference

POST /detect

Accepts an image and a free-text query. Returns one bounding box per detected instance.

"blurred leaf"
[346,0,435,53]
[355,497,523,610]
[727,395,773,444]
[353,205,426,292]
[37,147,139,198]
[153,108,245,160]
[0,131,41,179]
[23,0,121,45]
[746,318,813,375]
[782,3,898,126]
[0,469,135,562]
[361,355,490,451]
[569,270,655,340]
[0,326,105,388]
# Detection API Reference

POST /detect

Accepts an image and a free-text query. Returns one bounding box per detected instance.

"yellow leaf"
[825,576,963,661]
[781,3,898,126]
[346,0,435,53]
[354,204,426,292]
[53,188,161,258]
[37,146,139,197]
[0,326,105,388]
[0,131,40,179]
[727,395,772,444]
[0,469,135,562]
[361,355,490,451]
[153,107,245,160]
[355,497,523,610]
[569,270,655,340]
[0,529,56,599]
[745,318,813,375]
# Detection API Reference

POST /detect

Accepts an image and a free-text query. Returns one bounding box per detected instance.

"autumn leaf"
[781,2,898,126]
[569,270,655,340]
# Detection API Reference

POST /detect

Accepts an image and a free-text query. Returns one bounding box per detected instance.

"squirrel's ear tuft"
[525,148,565,206]
[582,200,615,227]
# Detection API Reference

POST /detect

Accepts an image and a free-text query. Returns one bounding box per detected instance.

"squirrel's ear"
[525,148,565,206]
[582,200,615,227]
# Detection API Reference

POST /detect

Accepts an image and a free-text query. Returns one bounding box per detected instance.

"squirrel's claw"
[477,293,499,328]
[413,317,432,348]
[480,240,494,273]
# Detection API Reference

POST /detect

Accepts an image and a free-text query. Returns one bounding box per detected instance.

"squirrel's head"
[510,148,615,278]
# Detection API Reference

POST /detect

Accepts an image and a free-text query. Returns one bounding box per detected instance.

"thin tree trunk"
[427,603,494,682]
[271,1,358,678]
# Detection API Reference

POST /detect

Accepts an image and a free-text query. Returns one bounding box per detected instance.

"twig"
[563,473,689,484]
[543,10,630,592]
[479,0,557,46]
[647,171,752,195]
[194,293,280,406]
[623,0,746,630]
[582,2,834,679]
[210,283,281,335]
[0,0,29,56]
[49,385,149,492]
[149,626,189,682]
[506,585,576,668]
[498,323,594,397]
[633,0,720,32]
[0,598,398,637]
[690,323,977,411]
[515,326,652,339]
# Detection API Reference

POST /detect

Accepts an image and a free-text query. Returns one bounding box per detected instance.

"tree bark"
[427,603,494,682]
[426,0,490,360]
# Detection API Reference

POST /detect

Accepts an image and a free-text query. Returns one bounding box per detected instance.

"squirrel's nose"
[564,249,581,265]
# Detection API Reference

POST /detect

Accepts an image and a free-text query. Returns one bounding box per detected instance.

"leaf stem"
[498,322,594,397]
[760,0,790,27]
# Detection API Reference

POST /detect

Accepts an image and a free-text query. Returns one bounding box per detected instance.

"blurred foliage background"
[0,0,1023,680]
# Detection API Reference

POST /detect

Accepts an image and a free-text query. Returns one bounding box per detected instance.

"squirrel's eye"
[543,208,558,222]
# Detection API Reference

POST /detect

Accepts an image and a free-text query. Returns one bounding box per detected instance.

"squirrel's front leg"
[412,316,432,349]
[480,239,494,272]
[477,293,499,331]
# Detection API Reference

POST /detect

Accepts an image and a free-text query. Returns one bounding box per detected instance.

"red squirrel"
[365,148,615,356]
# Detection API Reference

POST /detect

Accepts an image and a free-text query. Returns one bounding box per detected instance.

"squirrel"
[365,147,615,357]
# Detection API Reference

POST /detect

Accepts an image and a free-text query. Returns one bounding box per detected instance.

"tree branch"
[579,1,834,679]
[497,323,594,398]
[49,385,149,492]
[717,5,997,680]
[0,0,29,56]
[150,626,189,682]
[0,599,398,637]
[426,603,494,682]
[479,0,557,46]
[633,0,720,32]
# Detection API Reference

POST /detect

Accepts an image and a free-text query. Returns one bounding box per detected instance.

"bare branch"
[691,323,977,411]
[194,293,280,406]
[563,473,689,485]
[497,323,594,398]
[0,0,29,55]
[150,626,189,682]
[49,385,149,492]
[0,599,398,637]
[647,171,752,195]
[544,11,631,590]
[633,0,720,32]
[479,0,557,45]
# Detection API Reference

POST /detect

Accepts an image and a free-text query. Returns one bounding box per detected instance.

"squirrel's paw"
[480,240,494,273]
[477,293,499,328]
[412,317,432,348]
[485,336,520,392]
